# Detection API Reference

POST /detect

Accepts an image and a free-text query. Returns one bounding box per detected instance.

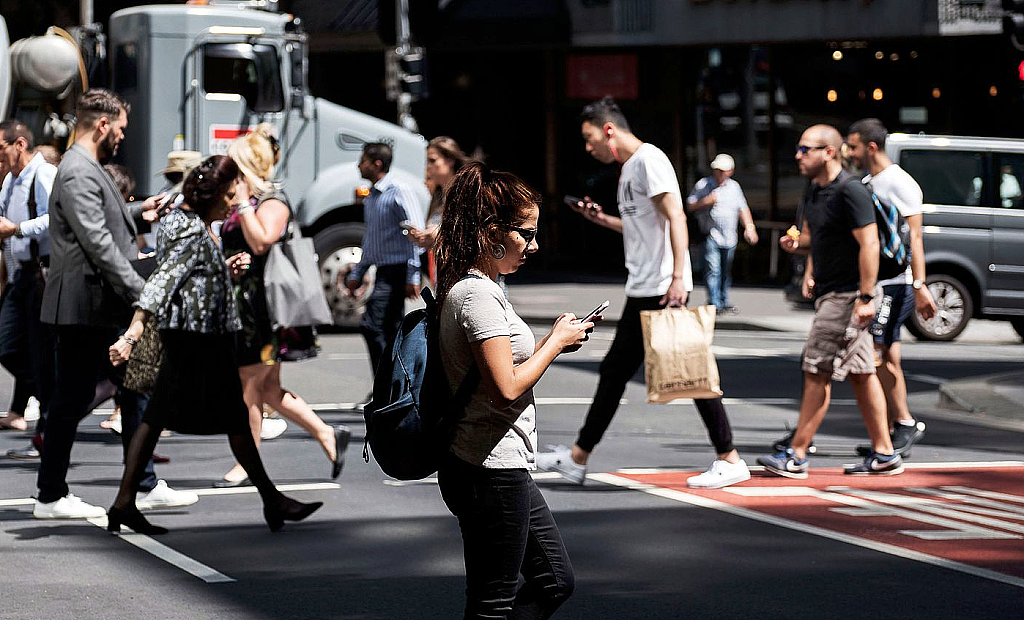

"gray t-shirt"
[440,274,537,469]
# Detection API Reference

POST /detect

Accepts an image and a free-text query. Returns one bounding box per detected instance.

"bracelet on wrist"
[237,203,255,216]
[121,335,138,346]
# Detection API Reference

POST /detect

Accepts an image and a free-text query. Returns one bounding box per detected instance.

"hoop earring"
[490,245,506,260]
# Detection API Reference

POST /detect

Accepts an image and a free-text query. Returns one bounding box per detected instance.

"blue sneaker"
[844,451,904,476]
[757,449,809,479]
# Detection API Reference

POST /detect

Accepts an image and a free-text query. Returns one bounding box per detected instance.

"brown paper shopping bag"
[640,306,723,402]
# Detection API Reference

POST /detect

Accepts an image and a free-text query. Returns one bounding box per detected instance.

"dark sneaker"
[844,451,904,476]
[757,449,809,479]
[856,420,926,457]
[892,420,926,453]
[772,427,816,455]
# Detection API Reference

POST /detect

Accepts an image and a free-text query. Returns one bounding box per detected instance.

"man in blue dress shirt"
[345,142,425,375]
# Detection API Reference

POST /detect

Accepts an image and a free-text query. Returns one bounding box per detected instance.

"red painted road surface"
[614,464,1024,582]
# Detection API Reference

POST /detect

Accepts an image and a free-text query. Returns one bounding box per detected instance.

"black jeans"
[0,264,55,434]
[576,295,735,455]
[37,326,119,503]
[438,455,575,620]
[360,263,408,374]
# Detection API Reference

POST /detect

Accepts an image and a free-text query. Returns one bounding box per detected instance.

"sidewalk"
[936,371,1024,432]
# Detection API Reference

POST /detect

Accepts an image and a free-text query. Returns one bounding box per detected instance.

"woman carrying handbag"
[108,156,323,534]
[216,124,349,488]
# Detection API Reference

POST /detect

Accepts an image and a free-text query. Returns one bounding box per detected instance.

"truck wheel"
[313,223,373,329]
[1011,318,1024,343]
[907,274,973,342]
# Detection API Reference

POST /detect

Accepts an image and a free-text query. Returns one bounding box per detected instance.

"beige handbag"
[640,306,723,402]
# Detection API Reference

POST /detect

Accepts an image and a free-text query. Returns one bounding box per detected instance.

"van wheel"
[907,274,973,342]
[313,223,374,329]
[1011,318,1024,342]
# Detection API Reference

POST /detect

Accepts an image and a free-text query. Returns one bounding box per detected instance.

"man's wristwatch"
[857,293,874,304]
[13,224,24,239]
[912,279,925,290]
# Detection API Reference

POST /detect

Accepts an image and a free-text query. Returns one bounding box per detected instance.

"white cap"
[710,153,735,171]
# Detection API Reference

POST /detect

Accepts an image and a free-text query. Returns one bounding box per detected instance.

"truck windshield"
[203,43,283,113]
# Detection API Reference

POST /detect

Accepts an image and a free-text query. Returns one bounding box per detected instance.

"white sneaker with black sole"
[535,445,587,485]
[136,480,200,510]
[687,459,751,489]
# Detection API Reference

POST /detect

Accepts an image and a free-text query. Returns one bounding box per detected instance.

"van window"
[203,43,284,113]
[900,149,987,207]
[994,153,1024,210]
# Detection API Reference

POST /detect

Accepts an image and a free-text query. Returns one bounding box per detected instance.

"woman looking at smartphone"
[107,156,322,534]
[434,162,593,619]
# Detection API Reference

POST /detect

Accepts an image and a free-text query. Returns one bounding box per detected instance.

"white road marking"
[943,485,1024,504]
[907,487,1024,518]
[87,516,235,583]
[829,487,1024,536]
[588,472,1024,589]
[192,482,339,497]
[0,498,34,507]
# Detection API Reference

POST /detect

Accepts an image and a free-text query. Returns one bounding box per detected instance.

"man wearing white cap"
[686,153,758,314]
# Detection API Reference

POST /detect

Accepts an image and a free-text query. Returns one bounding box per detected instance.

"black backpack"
[362,288,479,480]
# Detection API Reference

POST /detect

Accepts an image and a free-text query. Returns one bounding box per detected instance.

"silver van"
[886,134,1024,342]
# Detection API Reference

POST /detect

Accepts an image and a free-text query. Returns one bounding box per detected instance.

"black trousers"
[37,326,119,503]
[438,455,575,620]
[0,264,55,435]
[576,295,735,455]
[360,264,408,374]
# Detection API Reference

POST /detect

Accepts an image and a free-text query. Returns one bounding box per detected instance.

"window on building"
[899,149,987,207]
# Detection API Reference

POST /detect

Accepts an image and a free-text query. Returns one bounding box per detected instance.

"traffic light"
[1004,0,1024,48]
[385,47,429,101]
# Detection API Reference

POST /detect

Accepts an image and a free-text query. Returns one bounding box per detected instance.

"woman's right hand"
[549,313,594,354]
[109,336,134,367]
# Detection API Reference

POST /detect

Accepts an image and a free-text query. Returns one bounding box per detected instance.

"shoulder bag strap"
[26,173,40,264]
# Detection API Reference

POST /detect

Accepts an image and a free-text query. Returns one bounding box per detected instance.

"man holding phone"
[537,97,749,489]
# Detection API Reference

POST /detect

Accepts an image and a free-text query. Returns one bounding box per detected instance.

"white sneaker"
[33,494,106,519]
[687,459,751,489]
[24,397,40,422]
[260,417,288,440]
[535,445,587,485]
[136,480,199,511]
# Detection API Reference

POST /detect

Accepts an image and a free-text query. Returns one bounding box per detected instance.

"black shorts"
[871,284,914,347]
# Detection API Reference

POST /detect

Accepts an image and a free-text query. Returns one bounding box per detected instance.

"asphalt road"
[1,287,1022,620]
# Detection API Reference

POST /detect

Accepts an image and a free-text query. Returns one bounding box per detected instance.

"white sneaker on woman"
[687,459,750,489]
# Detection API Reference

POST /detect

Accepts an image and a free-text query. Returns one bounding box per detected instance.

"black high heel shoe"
[331,425,351,479]
[263,496,323,532]
[107,505,169,535]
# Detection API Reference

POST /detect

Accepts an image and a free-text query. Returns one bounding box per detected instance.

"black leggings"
[438,455,575,620]
[576,295,735,455]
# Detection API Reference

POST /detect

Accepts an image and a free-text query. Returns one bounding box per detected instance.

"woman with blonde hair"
[216,123,349,487]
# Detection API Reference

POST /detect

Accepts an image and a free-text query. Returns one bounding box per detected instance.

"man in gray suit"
[34,89,168,519]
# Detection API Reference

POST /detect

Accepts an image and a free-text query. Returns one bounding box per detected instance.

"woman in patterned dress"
[216,124,348,487]
[107,156,322,534]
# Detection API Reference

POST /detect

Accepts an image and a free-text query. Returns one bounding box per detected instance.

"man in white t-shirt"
[536,97,749,489]
[846,118,937,457]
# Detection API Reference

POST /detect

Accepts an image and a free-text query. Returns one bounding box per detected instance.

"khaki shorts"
[802,289,879,381]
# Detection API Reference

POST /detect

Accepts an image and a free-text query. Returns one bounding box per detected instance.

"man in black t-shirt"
[757,124,902,478]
